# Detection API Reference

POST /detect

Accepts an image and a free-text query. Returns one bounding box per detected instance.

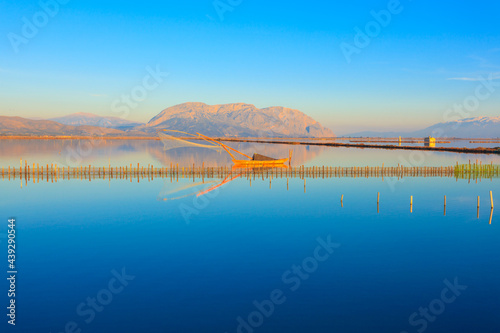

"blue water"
[1,142,499,333]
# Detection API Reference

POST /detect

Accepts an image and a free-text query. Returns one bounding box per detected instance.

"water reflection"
[157,180,219,201]
[136,175,495,225]
[2,139,500,170]
[0,139,326,167]
[1,139,500,333]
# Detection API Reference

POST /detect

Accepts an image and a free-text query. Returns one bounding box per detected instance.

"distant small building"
[424,136,436,147]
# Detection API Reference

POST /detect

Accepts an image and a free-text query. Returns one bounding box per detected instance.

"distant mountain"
[413,116,500,138]
[0,116,141,136]
[4,111,497,139]
[346,117,500,138]
[344,130,401,138]
[1,104,333,138]
[141,102,334,137]
[49,113,143,131]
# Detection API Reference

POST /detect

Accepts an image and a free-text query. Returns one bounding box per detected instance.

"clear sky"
[1,0,499,134]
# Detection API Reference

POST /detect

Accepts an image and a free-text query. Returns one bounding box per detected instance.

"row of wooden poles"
[377,192,494,224]
[271,181,494,223]
[455,161,500,177]
[2,161,500,183]
[3,160,495,223]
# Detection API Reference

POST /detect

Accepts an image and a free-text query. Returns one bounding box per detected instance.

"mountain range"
[0,103,334,138]
[1,103,498,138]
[346,116,500,138]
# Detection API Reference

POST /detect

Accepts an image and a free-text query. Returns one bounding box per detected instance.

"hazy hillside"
[143,102,334,137]
[50,113,143,131]
[0,116,137,136]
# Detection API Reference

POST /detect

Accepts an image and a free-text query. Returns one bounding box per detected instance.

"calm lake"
[1,139,499,333]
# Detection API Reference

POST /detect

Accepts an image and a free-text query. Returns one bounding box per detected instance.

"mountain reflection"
[0,139,326,167]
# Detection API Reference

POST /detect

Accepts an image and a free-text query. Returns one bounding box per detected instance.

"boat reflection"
[157,165,289,201]
[158,172,242,201]
[196,174,241,197]
[157,180,219,201]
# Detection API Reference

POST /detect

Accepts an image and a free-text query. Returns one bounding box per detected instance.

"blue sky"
[1,0,499,134]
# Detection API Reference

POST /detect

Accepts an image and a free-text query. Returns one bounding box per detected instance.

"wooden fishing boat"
[197,133,290,167]
[233,154,289,167]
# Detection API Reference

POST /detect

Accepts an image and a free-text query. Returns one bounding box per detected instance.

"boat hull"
[232,158,289,167]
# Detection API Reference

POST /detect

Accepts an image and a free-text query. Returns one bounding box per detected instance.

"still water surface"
[0,139,499,333]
